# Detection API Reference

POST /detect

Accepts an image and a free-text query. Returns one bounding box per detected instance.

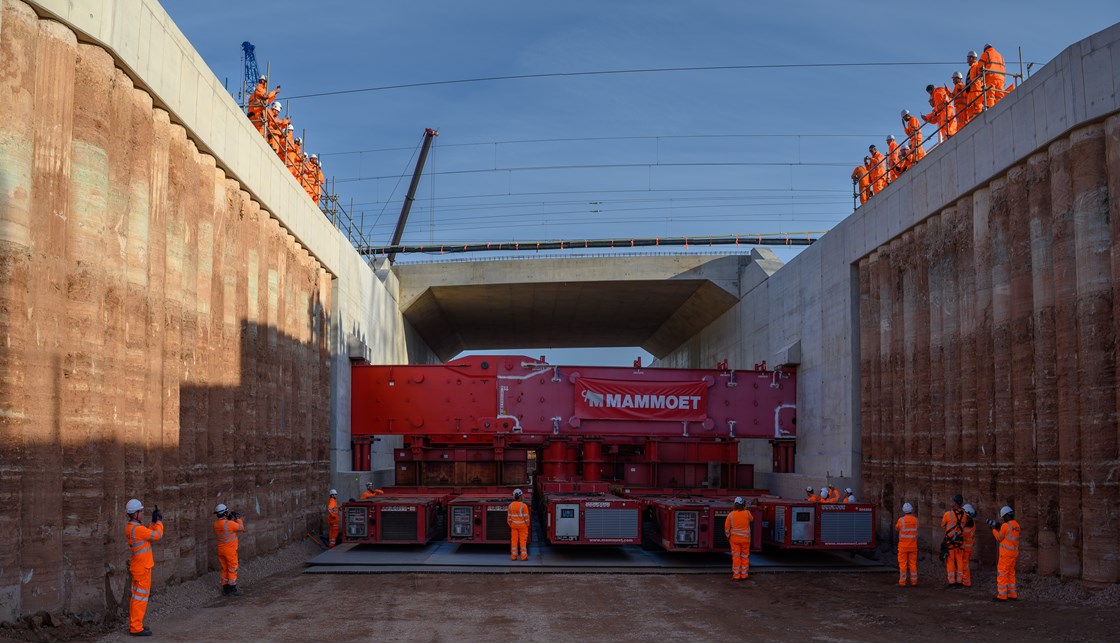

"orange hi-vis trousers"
[129,565,152,634]
[997,553,1018,600]
[730,536,751,579]
[946,547,968,584]
[961,547,973,586]
[898,550,918,586]
[510,526,528,560]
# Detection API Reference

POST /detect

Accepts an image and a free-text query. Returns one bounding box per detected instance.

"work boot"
[130,628,153,637]
[228,585,242,596]
[221,585,230,595]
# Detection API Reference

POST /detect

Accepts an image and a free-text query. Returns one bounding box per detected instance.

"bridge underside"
[392,254,759,360]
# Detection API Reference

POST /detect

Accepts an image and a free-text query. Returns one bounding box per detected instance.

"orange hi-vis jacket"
[214,517,244,549]
[980,47,1006,93]
[896,514,918,552]
[966,60,985,119]
[851,165,870,203]
[941,508,965,545]
[962,520,976,549]
[887,140,899,180]
[507,500,530,528]
[724,508,753,541]
[867,151,887,193]
[360,489,384,499]
[903,116,925,160]
[327,497,339,523]
[807,492,822,502]
[923,86,958,139]
[951,78,971,127]
[126,519,164,569]
[993,519,1020,558]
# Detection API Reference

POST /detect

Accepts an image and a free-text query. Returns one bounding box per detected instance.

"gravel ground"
[3,544,1117,642]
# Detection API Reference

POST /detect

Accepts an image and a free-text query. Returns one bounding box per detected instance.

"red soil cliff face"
[0,1,332,620]
[860,118,1120,585]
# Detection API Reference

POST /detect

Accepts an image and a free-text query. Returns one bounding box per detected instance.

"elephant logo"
[581,390,605,407]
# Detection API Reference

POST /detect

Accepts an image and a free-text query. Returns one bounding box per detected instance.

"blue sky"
[163,1,1118,364]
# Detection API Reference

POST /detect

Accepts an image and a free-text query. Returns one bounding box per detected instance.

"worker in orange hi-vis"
[893,146,912,180]
[326,489,340,547]
[843,487,857,503]
[851,161,870,205]
[826,483,842,504]
[960,504,978,587]
[965,50,985,122]
[284,129,301,177]
[819,487,832,504]
[950,71,971,129]
[507,488,531,561]
[213,503,246,596]
[979,44,1006,108]
[247,75,279,136]
[867,145,887,194]
[901,110,925,161]
[724,497,754,580]
[922,84,958,143]
[885,135,899,183]
[896,502,919,587]
[125,498,164,637]
[804,485,819,502]
[940,494,968,588]
[987,506,1020,601]
[265,101,285,155]
[359,483,384,500]
[305,154,325,205]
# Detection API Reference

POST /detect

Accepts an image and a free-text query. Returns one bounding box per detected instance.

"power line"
[334,160,852,184]
[319,133,893,157]
[284,61,968,101]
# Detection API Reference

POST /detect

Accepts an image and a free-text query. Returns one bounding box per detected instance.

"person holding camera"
[940,494,968,588]
[125,498,164,637]
[987,506,1020,601]
[214,503,246,596]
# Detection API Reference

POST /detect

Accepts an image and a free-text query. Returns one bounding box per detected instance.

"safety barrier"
[852,51,1028,209]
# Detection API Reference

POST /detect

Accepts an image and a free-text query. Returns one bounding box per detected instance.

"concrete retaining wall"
[660,22,1120,583]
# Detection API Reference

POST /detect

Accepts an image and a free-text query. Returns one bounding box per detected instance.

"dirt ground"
[3,547,1117,642]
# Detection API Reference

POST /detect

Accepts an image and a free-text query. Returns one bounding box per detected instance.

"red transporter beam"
[351,355,797,441]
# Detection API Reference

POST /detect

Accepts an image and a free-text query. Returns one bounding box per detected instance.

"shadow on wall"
[0,322,330,623]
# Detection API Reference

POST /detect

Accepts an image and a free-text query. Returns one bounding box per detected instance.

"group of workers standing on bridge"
[852,45,1014,205]
[895,494,1021,602]
[246,76,326,205]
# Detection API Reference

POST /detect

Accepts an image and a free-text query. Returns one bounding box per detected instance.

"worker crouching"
[507,488,530,561]
[724,496,754,580]
[214,503,246,596]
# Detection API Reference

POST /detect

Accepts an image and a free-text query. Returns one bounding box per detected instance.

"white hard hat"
[901,109,910,118]
[295,137,302,145]
[513,488,523,497]
[126,499,144,513]
[806,486,814,493]
[984,43,992,50]
[963,503,976,516]
[734,496,744,504]
[285,125,294,132]
[366,482,374,488]
[952,71,963,80]
[310,154,318,160]
[258,75,266,82]
[215,503,228,514]
[820,487,828,496]
[330,489,338,495]
[845,487,853,494]
[886,134,895,141]
[271,101,282,111]
[967,50,978,59]
[999,505,1013,517]
[903,502,913,513]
